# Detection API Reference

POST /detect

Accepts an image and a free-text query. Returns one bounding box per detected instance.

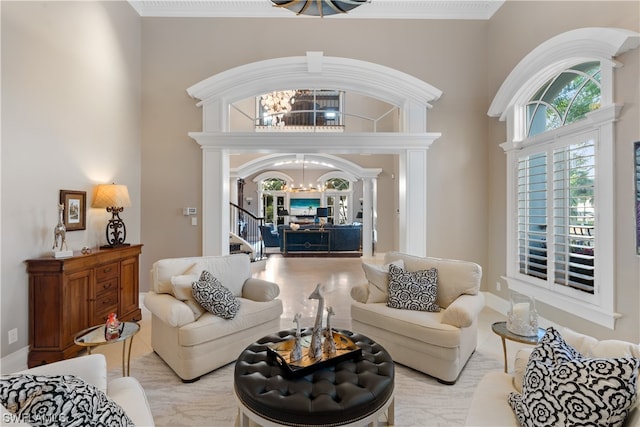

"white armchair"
[144,254,283,382]
[350,252,484,384]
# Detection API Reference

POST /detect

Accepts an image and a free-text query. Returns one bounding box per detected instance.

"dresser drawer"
[93,291,119,323]
[94,277,118,296]
[95,262,119,282]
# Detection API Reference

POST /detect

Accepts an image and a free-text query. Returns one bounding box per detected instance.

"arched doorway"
[232,153,382,255]
[188,52,442,257]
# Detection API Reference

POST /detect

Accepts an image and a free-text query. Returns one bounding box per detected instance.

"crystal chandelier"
[271,0,369,17]
[260,90,296,127]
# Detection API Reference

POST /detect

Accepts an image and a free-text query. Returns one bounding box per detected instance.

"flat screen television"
[290,198,321,216]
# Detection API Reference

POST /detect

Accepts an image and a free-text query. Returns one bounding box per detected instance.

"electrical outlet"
[191,217,197,226]
[496,281,502,291]
[8,328,17,344]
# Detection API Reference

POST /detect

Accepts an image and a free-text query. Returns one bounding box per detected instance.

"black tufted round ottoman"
[234,329,395,427]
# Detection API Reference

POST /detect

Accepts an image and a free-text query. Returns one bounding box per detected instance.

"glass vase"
[507,292,538,336]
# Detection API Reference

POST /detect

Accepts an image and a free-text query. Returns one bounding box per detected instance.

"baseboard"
[0,345,29,374]
[482,291,510,315]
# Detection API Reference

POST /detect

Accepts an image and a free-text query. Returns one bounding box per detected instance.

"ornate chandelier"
[271,0,369,17]
[260,90,296,127]
[285,156,322,192]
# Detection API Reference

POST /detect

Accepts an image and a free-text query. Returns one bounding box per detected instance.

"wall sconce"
[93,183,131,248]
[246,197,253,206]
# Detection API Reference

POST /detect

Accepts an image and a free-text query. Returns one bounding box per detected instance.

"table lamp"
[93,183,131,248]
[316,207,329,230]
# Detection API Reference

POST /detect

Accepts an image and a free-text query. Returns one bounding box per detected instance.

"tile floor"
[93,254,526,377]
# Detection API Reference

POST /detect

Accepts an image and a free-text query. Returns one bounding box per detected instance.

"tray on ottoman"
[266,331,361,377]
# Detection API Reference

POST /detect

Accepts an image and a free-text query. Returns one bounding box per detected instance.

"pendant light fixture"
[271,0,369,17]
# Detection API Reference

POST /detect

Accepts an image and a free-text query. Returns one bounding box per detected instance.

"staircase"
[230,203,266,260]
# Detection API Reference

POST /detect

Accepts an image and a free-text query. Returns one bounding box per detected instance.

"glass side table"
[74,321,140,376]
[491,321,545,373]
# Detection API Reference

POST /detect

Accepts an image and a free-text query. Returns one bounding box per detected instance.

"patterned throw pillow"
[192,270,240,319]
[0,374,134,427]
[386,264,440,312]
[529,326,581,365]
[508,327,640,427]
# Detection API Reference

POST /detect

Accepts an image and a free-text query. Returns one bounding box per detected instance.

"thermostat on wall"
[183,207,197,216]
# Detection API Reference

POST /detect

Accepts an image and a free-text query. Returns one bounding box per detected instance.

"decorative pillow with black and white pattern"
[0,374,134,427]
[528,326,581,366]
[192,270,240,319]
[386,264,440,312]
[508,327,639,427]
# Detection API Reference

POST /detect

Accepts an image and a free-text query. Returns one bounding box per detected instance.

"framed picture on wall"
[635,142,640,255]
[59,190,86,231]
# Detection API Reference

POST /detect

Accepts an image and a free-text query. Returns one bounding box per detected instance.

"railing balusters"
[230,203,266,260]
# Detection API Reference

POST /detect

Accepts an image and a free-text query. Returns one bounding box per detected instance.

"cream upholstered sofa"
[465,327,640,426]
[350,251,484,384]
[144,254,283,382]
[1,354,154,426]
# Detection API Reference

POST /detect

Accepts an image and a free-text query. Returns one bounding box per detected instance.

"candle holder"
[507,291,538,336]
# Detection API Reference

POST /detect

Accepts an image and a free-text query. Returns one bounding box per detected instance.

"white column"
[362,178,374,258]
[229,175,239,236]
[399,149,428,257]
[202,148,230,256]
[371,177,378,256]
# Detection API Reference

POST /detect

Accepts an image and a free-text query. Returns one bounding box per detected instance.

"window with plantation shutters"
[493,28,637,329]
[552,138,595,294]
[518,152,548,281]
[517,135,596,296]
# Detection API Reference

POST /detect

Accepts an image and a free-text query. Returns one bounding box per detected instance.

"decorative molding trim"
[189,131,441,154]
[488,27,640,121]
[187,52,442,110]
[235,153,379,180]
[128,0,504,20]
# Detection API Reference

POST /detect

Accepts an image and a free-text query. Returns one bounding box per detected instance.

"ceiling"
[128,0,505,20]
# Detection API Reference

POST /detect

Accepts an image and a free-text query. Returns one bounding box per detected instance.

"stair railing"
[230,202,266,260]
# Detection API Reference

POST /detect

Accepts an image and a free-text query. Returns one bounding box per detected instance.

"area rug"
[109,350,502,427]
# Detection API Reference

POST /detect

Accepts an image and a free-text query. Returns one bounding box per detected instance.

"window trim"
[502,104,620,329]
[490,28,639,330]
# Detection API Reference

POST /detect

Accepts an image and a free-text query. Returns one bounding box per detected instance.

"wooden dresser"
[26,244,143,367]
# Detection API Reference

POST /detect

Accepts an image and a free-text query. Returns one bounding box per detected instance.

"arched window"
[261,177,287,191]
[526,62,601,136]
[489,28,640,329]
[325,177,350,191]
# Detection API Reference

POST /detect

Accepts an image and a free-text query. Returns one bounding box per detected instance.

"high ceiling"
[128,0,505,20]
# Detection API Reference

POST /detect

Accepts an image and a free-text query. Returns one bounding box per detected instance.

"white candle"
[512,302,530,324]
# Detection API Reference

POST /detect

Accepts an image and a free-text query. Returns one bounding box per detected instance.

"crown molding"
[128,0,504,20]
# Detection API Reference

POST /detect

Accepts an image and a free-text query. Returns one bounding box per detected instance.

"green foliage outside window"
[325,178,350,191]
[262,178,287,191]
[527,62,600,137]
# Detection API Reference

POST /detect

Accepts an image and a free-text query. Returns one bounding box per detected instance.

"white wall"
[0,1,141,358]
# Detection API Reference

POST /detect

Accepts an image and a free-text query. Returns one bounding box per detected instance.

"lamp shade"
[316,207,329,218]
[93,184,131,208]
